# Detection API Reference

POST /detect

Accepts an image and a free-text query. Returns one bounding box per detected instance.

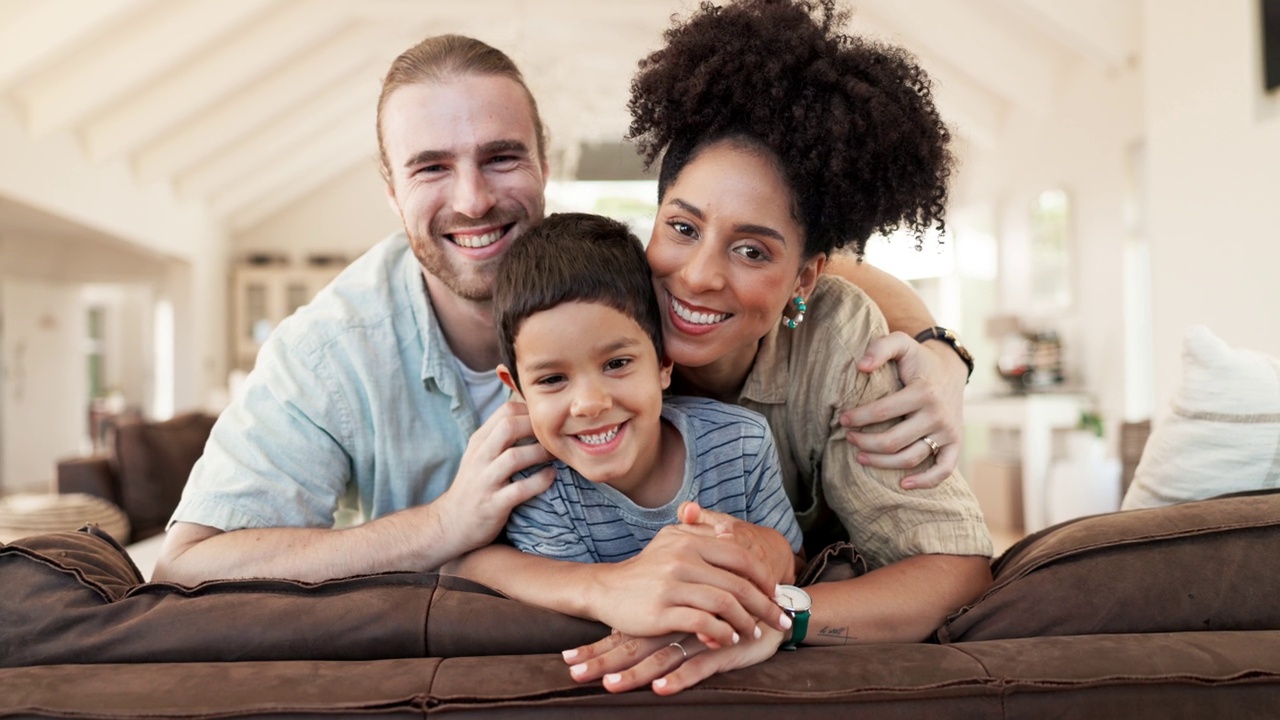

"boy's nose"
[570,380,612,418]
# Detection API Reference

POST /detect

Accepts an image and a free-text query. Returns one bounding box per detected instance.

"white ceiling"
[0,0,1139,235]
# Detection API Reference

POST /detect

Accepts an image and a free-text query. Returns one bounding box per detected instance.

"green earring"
[782,295,807,330]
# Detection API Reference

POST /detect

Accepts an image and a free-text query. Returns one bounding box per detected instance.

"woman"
[452,0,991,694]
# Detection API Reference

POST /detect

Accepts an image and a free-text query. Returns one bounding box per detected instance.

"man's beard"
[407,209,522,302]
[407,230,499,302]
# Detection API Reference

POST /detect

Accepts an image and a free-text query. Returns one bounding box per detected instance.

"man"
[154,35,969,635]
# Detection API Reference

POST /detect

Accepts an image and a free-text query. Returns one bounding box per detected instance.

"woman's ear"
[795,253,827,300]
[496,364,524,399]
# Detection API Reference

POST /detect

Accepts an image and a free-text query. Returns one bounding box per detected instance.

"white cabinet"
[965,392,1091,534]
[230,262,344,371]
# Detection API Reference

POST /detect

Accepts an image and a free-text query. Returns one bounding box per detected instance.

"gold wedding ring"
[920,436,940,456]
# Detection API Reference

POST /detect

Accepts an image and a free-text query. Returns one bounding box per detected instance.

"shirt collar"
[738,323,790,405]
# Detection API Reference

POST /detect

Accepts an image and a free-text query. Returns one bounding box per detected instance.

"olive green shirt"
[738,275,993,567]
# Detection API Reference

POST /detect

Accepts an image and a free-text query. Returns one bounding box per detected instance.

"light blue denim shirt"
[170,232,482,530]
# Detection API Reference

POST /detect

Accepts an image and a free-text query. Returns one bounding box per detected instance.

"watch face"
[775,584,812,613]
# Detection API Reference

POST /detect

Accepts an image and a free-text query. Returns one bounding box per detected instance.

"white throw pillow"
[1122,325,1280,510]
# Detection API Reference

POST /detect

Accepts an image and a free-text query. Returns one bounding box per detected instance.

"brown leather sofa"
[2,488,1278,718]
[55,411,216,543]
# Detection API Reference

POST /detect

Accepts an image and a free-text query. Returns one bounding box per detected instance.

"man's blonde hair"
[377,34,548,183]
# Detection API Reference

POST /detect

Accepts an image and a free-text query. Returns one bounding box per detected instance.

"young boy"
[493,212,803,563]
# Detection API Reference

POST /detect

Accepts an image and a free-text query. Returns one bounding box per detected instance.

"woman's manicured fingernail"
[780,613,792,630]
[902,480,917,490]
[653,678,668,690]
[857,454,869,465]
[754,626,762,640]
[732,632,740,644]
[604,674,622,685]
[570,663,588,677]
[562,649,578,662]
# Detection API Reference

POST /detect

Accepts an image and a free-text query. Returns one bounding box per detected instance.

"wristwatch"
[775,584,811,651]
[914,326,975,382]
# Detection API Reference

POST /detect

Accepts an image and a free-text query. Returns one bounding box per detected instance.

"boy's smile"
[499,301,674,502]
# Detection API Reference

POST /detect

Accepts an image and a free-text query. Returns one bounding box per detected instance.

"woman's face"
[647,140,823,379]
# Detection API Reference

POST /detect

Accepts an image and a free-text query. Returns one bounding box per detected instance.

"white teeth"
[576,425,620,446]
[671,296,728,325]
[450,229,503,248]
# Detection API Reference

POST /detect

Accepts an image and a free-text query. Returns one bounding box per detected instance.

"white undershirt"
[453,358,508,422]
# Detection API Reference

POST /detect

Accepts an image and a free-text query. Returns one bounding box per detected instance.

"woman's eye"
[605,358,632,371]
[734,244,769,261]
[667,220,696,238]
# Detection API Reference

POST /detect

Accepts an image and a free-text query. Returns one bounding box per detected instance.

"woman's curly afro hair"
[629,0,953,257]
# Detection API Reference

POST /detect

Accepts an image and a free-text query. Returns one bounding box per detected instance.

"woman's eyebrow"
[666,198,705,219]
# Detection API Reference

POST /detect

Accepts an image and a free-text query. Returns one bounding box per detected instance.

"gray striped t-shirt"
[505,396,803,563]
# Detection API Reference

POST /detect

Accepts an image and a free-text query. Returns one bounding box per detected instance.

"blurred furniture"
[0,492,129,544]
[965,392,1090,533]
[1119,419,1152,496]
[231,255,345,372]
[55,412,216,543]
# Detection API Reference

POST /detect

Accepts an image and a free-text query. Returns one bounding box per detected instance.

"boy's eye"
[534,374,567,387]
[604,357,632,371]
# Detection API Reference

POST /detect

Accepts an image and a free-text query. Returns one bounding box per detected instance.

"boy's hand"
[588,522,790,648]
[678,502,796,586]
[435,401,555,553]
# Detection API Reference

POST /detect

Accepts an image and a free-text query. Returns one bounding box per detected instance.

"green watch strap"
[784,607,810,649]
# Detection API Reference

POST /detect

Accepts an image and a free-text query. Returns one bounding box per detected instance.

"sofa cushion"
[111,412,216,540]
[1123,325,1280,510]
[5,633,1280,719]
[937,488,1280,642]
[0,525,607,667]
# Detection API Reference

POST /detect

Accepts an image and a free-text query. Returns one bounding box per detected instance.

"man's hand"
[434,401,555,552]
[839,331,967,489]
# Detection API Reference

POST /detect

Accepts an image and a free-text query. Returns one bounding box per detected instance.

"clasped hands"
[562,502,795,695]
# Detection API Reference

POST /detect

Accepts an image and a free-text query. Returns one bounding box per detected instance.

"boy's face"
[499,301,672,494]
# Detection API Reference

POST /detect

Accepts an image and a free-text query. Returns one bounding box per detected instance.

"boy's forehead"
[514,301,656,359]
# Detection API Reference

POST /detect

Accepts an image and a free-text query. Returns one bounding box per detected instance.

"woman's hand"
[563,624,784,695]
[839,331,968,489]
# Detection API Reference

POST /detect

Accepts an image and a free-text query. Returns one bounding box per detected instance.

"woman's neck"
[670,342,759,403]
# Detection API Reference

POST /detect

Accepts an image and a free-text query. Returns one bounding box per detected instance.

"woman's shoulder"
[800,274,890,350]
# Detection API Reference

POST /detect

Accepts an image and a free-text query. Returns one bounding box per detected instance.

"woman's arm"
[824,254,933,334]
[824,254,970,489]
[803,554,990,644]
[559,553,991,694]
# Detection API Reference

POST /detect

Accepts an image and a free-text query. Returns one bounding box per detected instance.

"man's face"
[382,75,548,302]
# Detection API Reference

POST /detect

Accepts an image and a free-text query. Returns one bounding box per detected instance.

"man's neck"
[421,270,501,371]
